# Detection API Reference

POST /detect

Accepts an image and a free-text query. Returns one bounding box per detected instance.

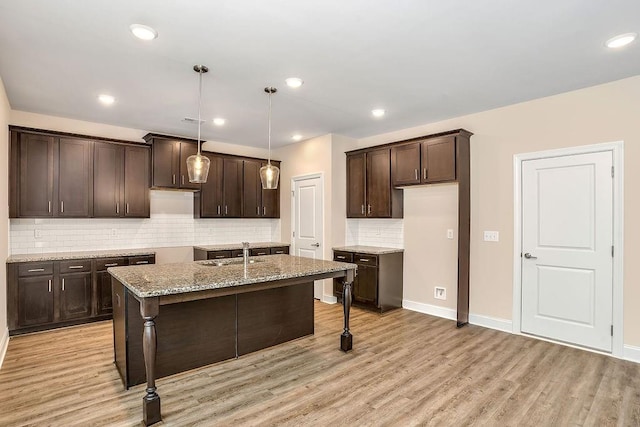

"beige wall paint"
[358,75,640,345]
[0,77,11,359]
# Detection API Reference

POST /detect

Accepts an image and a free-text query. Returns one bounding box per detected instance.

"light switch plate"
[447,229,454,239]
[483,231,499,242]
[434,287,446,300]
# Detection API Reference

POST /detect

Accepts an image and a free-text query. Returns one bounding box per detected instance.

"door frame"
[512,141,624,357]
[290,172,327,300]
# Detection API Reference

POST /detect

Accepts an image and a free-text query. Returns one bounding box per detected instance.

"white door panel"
[293,176,323,299]
[521,151,613,352]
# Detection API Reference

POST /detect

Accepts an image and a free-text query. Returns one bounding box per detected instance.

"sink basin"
[201,259,265,267]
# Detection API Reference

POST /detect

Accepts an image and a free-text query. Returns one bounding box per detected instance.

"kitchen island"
[108,254,356,426]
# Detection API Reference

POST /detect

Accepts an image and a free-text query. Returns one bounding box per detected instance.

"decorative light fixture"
[186,65,211,184]
[129,24,158,41]
[605,32,637,49]
[259,87,280,190]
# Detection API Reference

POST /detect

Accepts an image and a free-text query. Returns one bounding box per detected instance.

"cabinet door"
[57,138,93,217]
[60,273,92,320]
[421,136,456,183]
[18,133,55,217]
[261,161,280,218]
[391,143,421,186]
[124,145,150,217]
[199,154,224,217]
[179,142,201,189]
[366,148,391,218]
[96,270,113,316]
[353,265,377,304]
[223,158,243,217]
[243,159,262,218]
[17,276,54,327]
[94,142,123,217]
[346,152,366,218]
[152,139,179,188]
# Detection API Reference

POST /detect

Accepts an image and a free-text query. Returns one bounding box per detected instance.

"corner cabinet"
[144,133,200,190]
[346,148,403,218]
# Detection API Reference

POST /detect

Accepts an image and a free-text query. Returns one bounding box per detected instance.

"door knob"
[524,253,537,259]
[311,243,320,247]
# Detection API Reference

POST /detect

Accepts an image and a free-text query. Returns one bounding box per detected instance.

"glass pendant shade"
[260,163,280,189]
[187,153,211,183]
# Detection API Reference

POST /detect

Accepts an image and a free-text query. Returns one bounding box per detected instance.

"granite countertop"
[193,242,290,251]
[109,254,356,298]
[7,249,156,264]
[332,245,404,255]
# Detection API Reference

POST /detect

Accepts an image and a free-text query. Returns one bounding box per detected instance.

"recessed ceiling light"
[606,32,637,49]
[371,109,386,118]
[98,94,115,105]
[291,134,303,141]
[213,117,226,126]
[129,24,158,41]
[285,78,304,88]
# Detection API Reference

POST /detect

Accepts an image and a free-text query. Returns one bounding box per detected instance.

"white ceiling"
[0,1,638,148]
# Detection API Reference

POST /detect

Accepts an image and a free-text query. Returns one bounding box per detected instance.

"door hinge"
[293,231,295,237]
[612,245,614,257]
[611,166,614,178]
[611,325,614,336]
[291,190,295,197]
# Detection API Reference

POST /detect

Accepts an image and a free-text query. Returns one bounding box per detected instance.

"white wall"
[0,77,11,367]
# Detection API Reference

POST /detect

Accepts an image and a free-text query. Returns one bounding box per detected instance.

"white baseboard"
[623,345,640,363]
[0,328,9,370]
[402,299,457,320]
[468,313,513,333]
[321,295,338,304]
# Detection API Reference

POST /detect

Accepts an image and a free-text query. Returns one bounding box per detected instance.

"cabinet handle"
[263,207,266,216]
[225,205,228,215]
[48,279,52,293]
[182,175,185,185]
[62,278,65,291]
[257,206,260,215]
[135,260,149,265]
[423,168,427,180]
[214,255,226,259]
[274,251,284,254]
[126,203,130,214]
[28,268,45,272]
[60,201,64,213]
[48,201,51,213]
[172,174,176,185]
[359,258,370,262]
[217,205,221,215]
[116,202,119,214]
[336,256,346,260]
[361,205,365,215]
[104,263,118,267]
[415,169,418,180]
[68,265,84,269]
[367,205,371,215]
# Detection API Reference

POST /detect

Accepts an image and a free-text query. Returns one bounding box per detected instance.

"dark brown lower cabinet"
[333,250,403,313]
[193,245,290,261]
[7,254,155,335]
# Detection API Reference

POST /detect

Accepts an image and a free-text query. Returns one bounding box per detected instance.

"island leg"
[341,269,355,352]
[140,297,161,426]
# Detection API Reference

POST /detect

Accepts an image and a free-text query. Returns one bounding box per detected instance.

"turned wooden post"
[140,297,161,426]
[341,269,355,352]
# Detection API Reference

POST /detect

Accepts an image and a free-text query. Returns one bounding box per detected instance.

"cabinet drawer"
[18,262,54,277]
[333,251,354,263]
[231,249,244,258]
[128,255,155,266]
[250,248,270,256]
[207,250,232,260]
[354,254,378,266]
[96,257,127,271]
[270,246,289,255]
[59,259,92,273]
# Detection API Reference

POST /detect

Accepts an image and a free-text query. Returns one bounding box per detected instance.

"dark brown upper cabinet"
[242,159,281,218]
[93,142,151,218]
[391,135,457,186]
[346,149,403,218]
[223,157,243,217]
[261,161,280,218]
[10,130,93,218]
[195,153,224,218]
[144,133,201,190]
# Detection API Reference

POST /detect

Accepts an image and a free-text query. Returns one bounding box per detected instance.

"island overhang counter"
[108,254,357,426]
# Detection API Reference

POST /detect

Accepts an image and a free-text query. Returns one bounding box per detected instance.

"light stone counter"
[193,242,289,251]
[108,254,356,298]
[332,245,404,255]
[7,248,156,263]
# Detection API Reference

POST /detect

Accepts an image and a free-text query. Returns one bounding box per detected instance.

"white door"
[293,175,324,299]
[521,151,613,352]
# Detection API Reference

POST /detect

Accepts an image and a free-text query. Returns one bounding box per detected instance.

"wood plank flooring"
[1,302,640,426]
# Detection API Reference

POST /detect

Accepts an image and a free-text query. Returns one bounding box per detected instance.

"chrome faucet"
[242,242,250,268]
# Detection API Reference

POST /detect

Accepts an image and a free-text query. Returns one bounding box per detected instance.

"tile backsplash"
[9,191,281,254]
[345,219,404,248]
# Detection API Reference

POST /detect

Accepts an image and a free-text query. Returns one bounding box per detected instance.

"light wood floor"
[1,302,640,426]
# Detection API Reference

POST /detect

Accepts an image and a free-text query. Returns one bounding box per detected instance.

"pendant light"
[186,65,211,183]
[259,87,280,189]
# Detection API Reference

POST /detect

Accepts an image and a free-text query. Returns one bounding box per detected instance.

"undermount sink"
[202,259,265,267]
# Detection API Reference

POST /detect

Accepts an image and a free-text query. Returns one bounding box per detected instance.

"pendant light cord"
[267,90,272,165]
[197,69,203,156]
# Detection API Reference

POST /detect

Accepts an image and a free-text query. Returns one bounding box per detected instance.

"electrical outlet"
[34,229,42,239]
[483,231,499,242]
[434,287,446,300]
[111,228,117,237]
[447,229,454,239]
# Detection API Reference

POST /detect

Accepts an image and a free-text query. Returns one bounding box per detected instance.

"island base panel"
[237,282,314,356]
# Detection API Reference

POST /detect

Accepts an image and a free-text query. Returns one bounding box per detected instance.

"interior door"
[293,176,324,299]
[521,151,613,352]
